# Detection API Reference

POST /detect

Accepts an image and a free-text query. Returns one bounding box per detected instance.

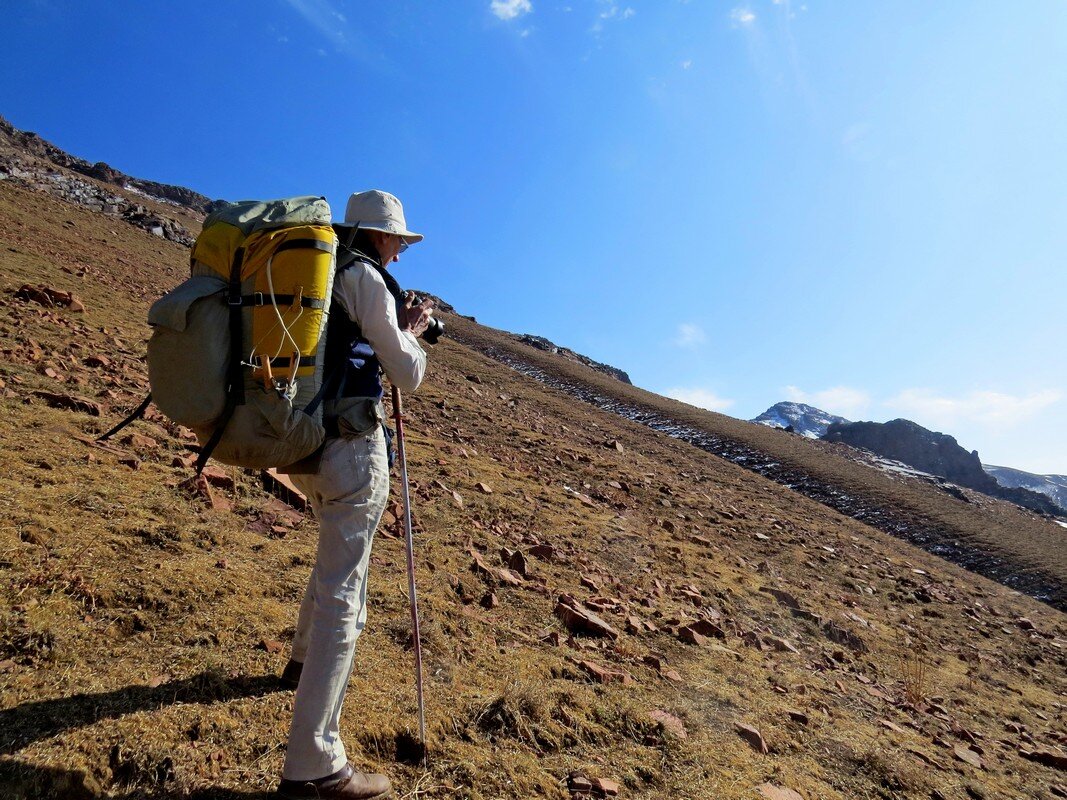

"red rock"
[529,543,556,561]
[555,595,619,639]
[567,774,593,793]
[507,549,528,577]
[766,636,800,654]
[119,455,141,470]
[879,719,907,734]
[263,468,309,511]
[592,777,620,796]
[1019,747,1067,770]
[735,722,769,754]
[1015,617,1036,631]
[259,639,285,654]
[757,785,804,800]
[649,709,687,739]
[84,354,111,368]
[480,591,498,609]
[123,433,157,450]
[32,390,101,416]
[954,744,983,769]
[147,674,170,688]
[580,574,601,592]
[786,709,809,726]
[578,659,632,685]
[201,465,235,491]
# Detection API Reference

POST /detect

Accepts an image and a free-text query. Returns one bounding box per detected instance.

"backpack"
[101,196,339,473]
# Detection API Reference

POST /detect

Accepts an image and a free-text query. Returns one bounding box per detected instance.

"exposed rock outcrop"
[824,419,1062,517]
[0,115,211,212]
[515,333,631,384]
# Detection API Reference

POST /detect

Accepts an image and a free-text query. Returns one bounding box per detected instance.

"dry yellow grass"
[0,178,1065,800]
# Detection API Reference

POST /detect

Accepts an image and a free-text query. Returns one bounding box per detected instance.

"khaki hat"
[343,189,423,244]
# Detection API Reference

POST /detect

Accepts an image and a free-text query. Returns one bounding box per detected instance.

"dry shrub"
[896,628,931,707]
[468,681,607,754]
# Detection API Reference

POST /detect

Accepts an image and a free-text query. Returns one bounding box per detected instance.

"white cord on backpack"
[264,253,303,374]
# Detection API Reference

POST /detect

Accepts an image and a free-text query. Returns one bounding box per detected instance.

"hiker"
[277,190,433,800]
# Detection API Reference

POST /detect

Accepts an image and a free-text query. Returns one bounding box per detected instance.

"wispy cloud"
[730,6,756,27]
[591,1,635,35]
[491,0,532,21]
[681,59,693,70]
[885,389,1064,428]
[673,323,708,348]
[665,387,734,412]
[785,385,873,420]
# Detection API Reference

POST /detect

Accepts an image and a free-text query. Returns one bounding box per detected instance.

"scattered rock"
[258,639,285,655]
[555,595,619,640]
[592,777,620,797]
[757,785,804,800]
[577,659,632,685]
[15,283,85,312]
[480,591,498,610]
[735,721,769,754]
[649,709,687,739]
[954,744,983,770]
[1019,747,1067,770]
[32,390,101,416]
[476,482,493,494]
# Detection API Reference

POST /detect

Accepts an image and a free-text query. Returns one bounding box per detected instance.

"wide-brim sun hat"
[343,189,423,244]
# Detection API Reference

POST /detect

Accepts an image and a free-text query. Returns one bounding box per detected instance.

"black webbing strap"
[239,294,326,310]
[275,238,335,255]
[195,246,246,476]
[96,393,152,442]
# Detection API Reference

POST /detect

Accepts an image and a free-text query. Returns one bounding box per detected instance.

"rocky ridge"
[824,418,1063,518]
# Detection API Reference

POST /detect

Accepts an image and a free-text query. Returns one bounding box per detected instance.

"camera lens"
[422,317,445,345]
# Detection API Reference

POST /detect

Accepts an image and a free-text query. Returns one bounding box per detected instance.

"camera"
[408,296,445,344]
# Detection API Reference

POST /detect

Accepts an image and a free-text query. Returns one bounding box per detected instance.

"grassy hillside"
[1,178,1065,800]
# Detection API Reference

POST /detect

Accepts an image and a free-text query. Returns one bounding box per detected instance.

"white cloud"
[621,7,635,18]
[785,385,873,420]
[884,389,1064,428]
[681,59,693,70]
[673,323,708,348]
[491,0,532,20]
[730,6,756,26]
[665,387,735,412]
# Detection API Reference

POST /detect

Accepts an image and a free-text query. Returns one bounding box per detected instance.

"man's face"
[377,233,405,265]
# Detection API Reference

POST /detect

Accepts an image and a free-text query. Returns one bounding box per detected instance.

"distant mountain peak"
[751,401,850,439]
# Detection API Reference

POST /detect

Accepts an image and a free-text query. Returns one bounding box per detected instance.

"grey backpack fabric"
[147,276,228,428]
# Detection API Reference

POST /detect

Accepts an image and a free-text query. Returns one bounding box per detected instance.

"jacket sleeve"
[336,263,426,393]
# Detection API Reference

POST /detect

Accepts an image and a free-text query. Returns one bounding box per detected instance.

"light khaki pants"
[281,428,389,781]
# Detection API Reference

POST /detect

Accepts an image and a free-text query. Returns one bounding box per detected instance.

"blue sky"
[3,1,1065,473]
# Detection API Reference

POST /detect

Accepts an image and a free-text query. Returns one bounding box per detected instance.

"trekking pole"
[391,385,428,765]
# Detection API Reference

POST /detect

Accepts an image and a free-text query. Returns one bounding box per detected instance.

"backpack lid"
[203,196,332,237]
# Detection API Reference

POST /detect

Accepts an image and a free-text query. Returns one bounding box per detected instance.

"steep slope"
[751,402,849,439]
[0,171,1065,800]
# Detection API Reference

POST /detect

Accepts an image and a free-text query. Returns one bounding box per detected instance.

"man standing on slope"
[277,190,434,800]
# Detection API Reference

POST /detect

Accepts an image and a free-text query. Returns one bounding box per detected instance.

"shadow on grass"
[0,670,285,757]
[0,759,274,799]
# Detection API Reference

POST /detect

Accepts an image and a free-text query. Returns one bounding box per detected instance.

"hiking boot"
[280,658,303,689]
[277,763,392,799]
